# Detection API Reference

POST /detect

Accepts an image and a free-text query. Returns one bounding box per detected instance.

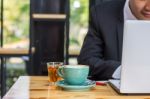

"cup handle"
[57,66,64,78]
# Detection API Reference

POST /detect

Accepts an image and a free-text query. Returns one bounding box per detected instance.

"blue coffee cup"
[57,65,89,85]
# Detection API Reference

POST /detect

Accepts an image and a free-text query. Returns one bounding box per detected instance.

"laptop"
[109,20,150,94]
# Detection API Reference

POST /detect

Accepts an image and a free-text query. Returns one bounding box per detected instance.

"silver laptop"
[109,20,150,94]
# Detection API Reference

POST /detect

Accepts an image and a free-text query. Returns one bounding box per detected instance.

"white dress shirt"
[112,0,137,79]
[124,0,137,20]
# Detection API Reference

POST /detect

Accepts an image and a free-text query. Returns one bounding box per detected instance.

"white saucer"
[56,80,96,91]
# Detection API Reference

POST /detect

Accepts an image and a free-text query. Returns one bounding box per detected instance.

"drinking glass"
[47,62,63,85]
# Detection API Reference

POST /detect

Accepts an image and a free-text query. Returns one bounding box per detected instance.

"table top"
[3,76,150,99]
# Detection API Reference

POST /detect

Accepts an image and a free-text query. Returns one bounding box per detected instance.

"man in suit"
[78,0,150,80]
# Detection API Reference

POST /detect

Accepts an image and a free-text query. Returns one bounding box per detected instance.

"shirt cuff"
[112,66,121,79]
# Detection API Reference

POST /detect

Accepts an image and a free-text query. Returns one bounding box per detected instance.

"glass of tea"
[47,62,63,85]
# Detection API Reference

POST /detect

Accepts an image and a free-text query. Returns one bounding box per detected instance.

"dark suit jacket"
[78,0,126,80]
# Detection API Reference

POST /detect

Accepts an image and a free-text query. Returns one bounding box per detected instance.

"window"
[69,0,89,64]
[1,0,29,94]
[3,0,29,48]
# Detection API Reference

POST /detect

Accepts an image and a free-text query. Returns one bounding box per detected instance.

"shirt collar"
[124,0,137,20]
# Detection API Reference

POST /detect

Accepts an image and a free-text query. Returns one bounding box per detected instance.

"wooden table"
[3,76,150,99]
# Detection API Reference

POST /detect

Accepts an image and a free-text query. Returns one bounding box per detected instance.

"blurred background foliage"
[3,0,29,46]
[69,0,88,49]
[70,0,88,27]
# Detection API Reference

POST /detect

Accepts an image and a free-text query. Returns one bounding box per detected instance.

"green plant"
[3,0,29,45]
[70,0,89,48]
